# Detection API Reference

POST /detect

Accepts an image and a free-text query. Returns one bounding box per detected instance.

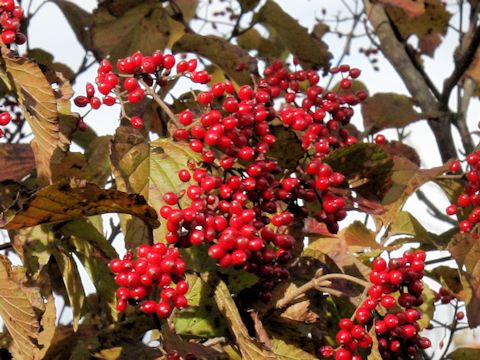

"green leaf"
[52,245,85,331]
[324,143,394,201]
[254,0,331,69]
[173,274,228,338]
[173,33,257,85]
[270,337,317,360]
[111,128,200,246]
[448,232,480,327]
[91,2,170,63]
[0,144,35,181]
[51,0,93,49]
[201,272,276,360]
[447,348,480,360]
[361,93,421,134]
[0,257,41,360]
[0,179,159,230]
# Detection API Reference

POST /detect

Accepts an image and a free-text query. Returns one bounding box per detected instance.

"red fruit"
[334,349,352,360]
[156,301,173,318]
[116,299,127,312]
[338,318,354,330]
[349,68,361,78]
[336,330,352,345]
[74,96,89,107]
[456,311,465,320]
[163,54,175,69]
[446,204,458,215]
[355,307,371,324]
[127,88,145,103]
[372,257,387,271]
[89,97,101,109]
[460,219,472,232]
[320,345,334,358]
[380,295,396,308]
[130,116,143,129]
[1,29,15,44]
[197,91,213,105]
[0,112,11,126]
[449,160,461,173]
[123,77,139,91]
[178,169,191,182]
[339,78,352,90]
[374,134,386,144]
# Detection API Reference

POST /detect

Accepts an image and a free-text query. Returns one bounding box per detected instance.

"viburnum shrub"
[0,0,479,359]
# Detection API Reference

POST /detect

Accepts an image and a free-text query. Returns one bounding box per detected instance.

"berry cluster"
[445,153,480,233]
[0,0,25,45]
[321,250,431,359]
[109,244,188,318]
[433,286,459,305]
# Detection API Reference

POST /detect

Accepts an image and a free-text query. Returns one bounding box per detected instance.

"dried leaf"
[0,256,40,360]
[51,0,93,48]
[254,0,331,69]
[418,33,442,57]
[447,348,480,360]
[0,179,159,230]
[173,33,257,85]
[271,337,317,360]
[269,282,318,324]
[0,144,35,181]
[429,265,465,299]
[35,295,57,360]
[361,92,421,134]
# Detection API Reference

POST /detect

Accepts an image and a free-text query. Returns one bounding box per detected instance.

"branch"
[441,25,480,109]
[416,189,456,226]
[363,0,457,162]
[140,79,181,128]
[0,242,12,251]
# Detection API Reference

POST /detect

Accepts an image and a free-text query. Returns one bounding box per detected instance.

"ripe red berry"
[130,116,143,129]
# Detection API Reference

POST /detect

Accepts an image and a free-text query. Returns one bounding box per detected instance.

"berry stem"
[140,79,181,128]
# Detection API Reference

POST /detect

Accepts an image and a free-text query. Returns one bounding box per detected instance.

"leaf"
[0,46,70,183]
[52,245,85,331]
[0,256,40,360]
[378,0,425,17]
[429,266,465,299]
[0,179,159,230]
[268,282,318,324]
[270,337,317,360]
[324,143,394,201]
[267,125,304,171]
[448,232,480,327]
[51,0,93,49]
[238,0,259,12]
[386,0,451,39]
[84,136,113,186]
[418,33,442,57]
[173,33,257,85]
[417,284,435,329]
[173,274,228,338]
[447,348,480,360]
[110,128,199,245]
[361,93,421,134]
[254,0,331,70]
[201,272,276,360]
[27,48,75,81]
[367,327,383,360]
[91,2,170,63]
[61,219,119,321]
[35,295,57,360]
[236,28,283,59]
[377,157,451,228]
[0,144,35,181]
[341,221,382,250]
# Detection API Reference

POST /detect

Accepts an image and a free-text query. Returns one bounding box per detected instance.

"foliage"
[0,0,479,359]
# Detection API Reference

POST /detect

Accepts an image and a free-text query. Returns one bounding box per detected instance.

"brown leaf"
[0,256,40,360]
[361,92,421,134]
[35,295,56,360]
[0,144,35,181]
[379,141,420,166]
[0,179,159,230]
[448,232,480,327]
[173,33,258,85]
[270,282,319,324]
[254,0,331,70]
[418,33,442,57]
[51,0,93,49]
[377,0,425,17]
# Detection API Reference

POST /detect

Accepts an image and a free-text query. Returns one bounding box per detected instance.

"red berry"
[130,116,143,129]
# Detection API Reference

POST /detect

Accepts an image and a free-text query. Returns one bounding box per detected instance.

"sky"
[3,0,479,355]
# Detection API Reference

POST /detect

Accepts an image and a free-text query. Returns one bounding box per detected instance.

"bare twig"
[139,79,181,128]
[416,190,457,226]
[0,242,12,251]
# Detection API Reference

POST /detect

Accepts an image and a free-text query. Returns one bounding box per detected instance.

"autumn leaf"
[51,0,93,49]
[361,92,421,134]
[0,179,159,230]
[0,256,41,360]
[378,0,425,17]
[0,144,35,181]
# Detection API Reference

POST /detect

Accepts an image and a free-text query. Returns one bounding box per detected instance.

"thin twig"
[416,190,457,225]
[0,242,12,251]
[139,79,181,128]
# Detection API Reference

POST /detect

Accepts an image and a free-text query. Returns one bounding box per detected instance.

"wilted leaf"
[378,0,425,16]
[254,0,331,69]
[361,93,421,134]
[0,144,35,181]
[27,48,75,81]
[271,337,317,360]
[268,282,318,324]
[173,274,228,338]
[91,2,170,62]
[430,266,465,299]
[52,245,85,330]
[85,136,112,185]
[447,348,480,359]
[51,0,93,49]
[173,33,257,85]
[324,142,394,201]
[379,140,420,166]
[417,284,435,329]
[35,295,57,360]
[0,179,159,230]
[201,272,276,360]
[448,232,480,327]
[236,28,283,59]
[238,0,259,12]
[341,221,382,250]
[0,256,40,360]
[111,127,199,245]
